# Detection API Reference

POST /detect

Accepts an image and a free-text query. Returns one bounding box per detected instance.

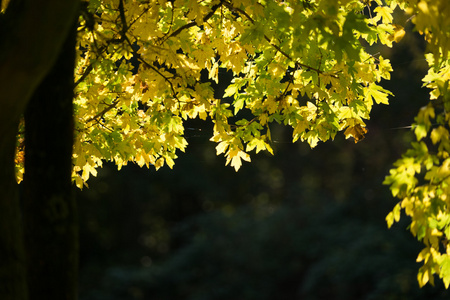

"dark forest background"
[76,15,450,300]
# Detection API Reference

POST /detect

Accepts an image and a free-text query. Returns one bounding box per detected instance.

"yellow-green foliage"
[383,0,450,289]
[63,0,397,185]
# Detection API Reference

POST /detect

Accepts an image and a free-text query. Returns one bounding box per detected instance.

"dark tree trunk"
[23,22,78,300]
[0,1,79,299]
[0,127,28,300]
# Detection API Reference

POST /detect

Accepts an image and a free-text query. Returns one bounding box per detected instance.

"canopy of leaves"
[15,0,398,186]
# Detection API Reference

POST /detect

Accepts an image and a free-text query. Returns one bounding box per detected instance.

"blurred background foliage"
[77,12,450,300]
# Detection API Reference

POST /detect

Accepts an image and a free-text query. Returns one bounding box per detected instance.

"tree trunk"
[23,22,78,300]
[0,1,79,299]
[0,126,28,300]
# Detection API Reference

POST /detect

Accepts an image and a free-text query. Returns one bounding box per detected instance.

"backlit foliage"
[66,0,397,185]
[383,0,450,288]
[12,0,450,287]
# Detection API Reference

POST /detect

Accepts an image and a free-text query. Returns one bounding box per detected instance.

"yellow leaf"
[226,148,251,171]
[230,155,243,172]
[154,157,164,170]
[366,83,392,106]
[338,107,353,120]
[266,142,274,155]
[417,248,428,263]
[374,6,394,24]
[216,141,229,155]
[419,269,430,287]
[223,84,238,98]
[386,211,395,228]
[444,277,450,289]
[386,203,401,228]
[417,1,429,14]
[388,24,405,43]
[344,124,368,143]
[82,164,97,182]
[293,120,308,142]
[209,61,219,84]
[165,156,175,169]
[263,97,278,114]
[246,138,267,154]
[74,175,85,190]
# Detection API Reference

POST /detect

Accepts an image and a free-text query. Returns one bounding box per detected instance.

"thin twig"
[160,1,224,44]
[74,64,93,88]
[85,99,120,123]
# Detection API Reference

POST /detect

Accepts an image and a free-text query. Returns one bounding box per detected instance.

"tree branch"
[85,99,120,124]
[74,63,93,88]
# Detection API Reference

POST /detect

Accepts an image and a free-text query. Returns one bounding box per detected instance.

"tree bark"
[23,21,78,300]
[0,129,28,300]
[0,1,79,299]
[0,0,80,131]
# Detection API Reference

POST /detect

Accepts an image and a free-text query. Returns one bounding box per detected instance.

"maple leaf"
[344,124,368,143]
[226,148,251,172]
[373,6,394,24]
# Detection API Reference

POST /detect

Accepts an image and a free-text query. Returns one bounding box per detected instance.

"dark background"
[76,19,450,300]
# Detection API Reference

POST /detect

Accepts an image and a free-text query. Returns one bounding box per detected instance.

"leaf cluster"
[383,0,450,288]
[15,0,401,189]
